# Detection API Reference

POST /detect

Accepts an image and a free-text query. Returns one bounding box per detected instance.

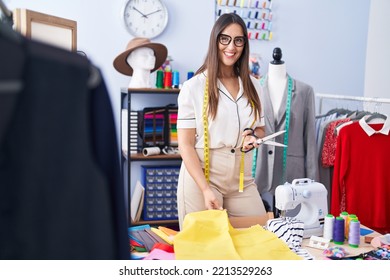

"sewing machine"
[275,178,328,238]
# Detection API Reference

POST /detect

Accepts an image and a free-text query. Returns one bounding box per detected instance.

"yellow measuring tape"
[239,101,256,192]
[202,78,210,183]
[203,79,256,192]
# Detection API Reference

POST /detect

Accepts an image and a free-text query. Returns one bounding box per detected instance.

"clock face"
[123,0,169,39]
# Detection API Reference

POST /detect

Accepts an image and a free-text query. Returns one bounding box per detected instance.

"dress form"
[268,47,287,118]
[127,47,156,88]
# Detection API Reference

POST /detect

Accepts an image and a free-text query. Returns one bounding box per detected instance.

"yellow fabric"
[150,227,174,245]
[158,226,178,236]
[174,210,302,260]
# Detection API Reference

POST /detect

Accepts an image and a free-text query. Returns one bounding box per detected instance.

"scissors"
[240,130,287,153]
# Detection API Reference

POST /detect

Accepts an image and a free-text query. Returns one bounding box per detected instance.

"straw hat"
[113,37,167,76]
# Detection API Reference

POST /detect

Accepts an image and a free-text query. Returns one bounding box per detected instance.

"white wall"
[364,0,390,115]
[252,0,370,97]
[6,0,377,129]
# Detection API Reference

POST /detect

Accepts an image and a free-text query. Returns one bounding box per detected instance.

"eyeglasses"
[218,34,246,47]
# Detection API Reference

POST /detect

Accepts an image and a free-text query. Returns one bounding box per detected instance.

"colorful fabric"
[321,118,350,167]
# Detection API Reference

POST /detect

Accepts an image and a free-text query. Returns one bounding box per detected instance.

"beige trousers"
[177,147,266,230]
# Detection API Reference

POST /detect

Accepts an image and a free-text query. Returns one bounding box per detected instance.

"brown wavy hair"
[196,13,261,120]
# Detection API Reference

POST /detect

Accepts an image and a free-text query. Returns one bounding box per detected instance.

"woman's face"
[217,23,245,68]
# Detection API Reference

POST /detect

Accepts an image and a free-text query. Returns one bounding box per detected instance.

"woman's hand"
[202,188,222,210]
[241,128,260,152]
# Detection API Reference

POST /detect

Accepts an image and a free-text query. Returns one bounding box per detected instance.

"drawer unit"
[141,165,180,220]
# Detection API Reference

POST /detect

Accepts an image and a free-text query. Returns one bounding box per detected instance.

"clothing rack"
[316,93,390,115]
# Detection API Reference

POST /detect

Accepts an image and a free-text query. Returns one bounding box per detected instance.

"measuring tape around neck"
[281,76,293,183]
[252,75,293,184]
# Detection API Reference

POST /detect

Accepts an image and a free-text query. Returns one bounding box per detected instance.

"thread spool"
[348,219,360,248]
[347,214,357,239]
[142,147,161,157]
[340,211,348,220]
[164,71,172,89]
[187,71,194,80]
[333,217,345,245]
[340,211,348,239]
[156,70,164,88]
[323,214,335,241]
[172,71,180,88]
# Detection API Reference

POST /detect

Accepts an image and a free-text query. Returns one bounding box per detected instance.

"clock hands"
[132,6,162,19]
[132,7,148,18]
[144,9,162,17]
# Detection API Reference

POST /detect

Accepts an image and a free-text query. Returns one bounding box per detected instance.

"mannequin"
[127,47,156,88]
[268,47,287,119]
[255,47,319,214]
[113,37,168,88]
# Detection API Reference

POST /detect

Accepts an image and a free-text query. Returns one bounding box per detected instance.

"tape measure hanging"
[239,101,256,192]
[281,76,293,183]
[252,75,293,183]
[203,78,210,183]
[203,79,256,192]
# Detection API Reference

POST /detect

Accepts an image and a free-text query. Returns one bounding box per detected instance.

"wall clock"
[122,0,169,39]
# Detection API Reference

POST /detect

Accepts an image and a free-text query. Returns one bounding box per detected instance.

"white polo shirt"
[177,72,265,149]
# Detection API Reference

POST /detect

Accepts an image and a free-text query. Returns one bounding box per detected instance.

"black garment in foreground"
[0,23,128,259]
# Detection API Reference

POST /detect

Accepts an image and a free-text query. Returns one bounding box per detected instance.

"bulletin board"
[13,8,77,51]
[215,0,274,41]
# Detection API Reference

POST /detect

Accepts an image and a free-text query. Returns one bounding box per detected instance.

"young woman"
[176,13,267,229]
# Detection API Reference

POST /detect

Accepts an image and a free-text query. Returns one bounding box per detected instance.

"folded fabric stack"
[129,225,177,260]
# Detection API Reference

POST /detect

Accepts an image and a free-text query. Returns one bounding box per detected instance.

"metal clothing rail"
[315,93,390,115]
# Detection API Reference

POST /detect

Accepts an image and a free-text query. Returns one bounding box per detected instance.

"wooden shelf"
[131,219,178,226]
[130,153,181,161]
[121,88,180,95]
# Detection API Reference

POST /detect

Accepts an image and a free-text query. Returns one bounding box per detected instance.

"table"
[301,227,381,260]
[230,216,381,260]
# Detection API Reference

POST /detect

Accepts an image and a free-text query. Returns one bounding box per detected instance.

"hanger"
[0,1,22,44]
[365,100,387,123]
[366,113,387,124]
[0,0,13,26]
[0,0,11,16]
[0,0,23,98]
[350,110,371,121]
[333,110,371,135]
